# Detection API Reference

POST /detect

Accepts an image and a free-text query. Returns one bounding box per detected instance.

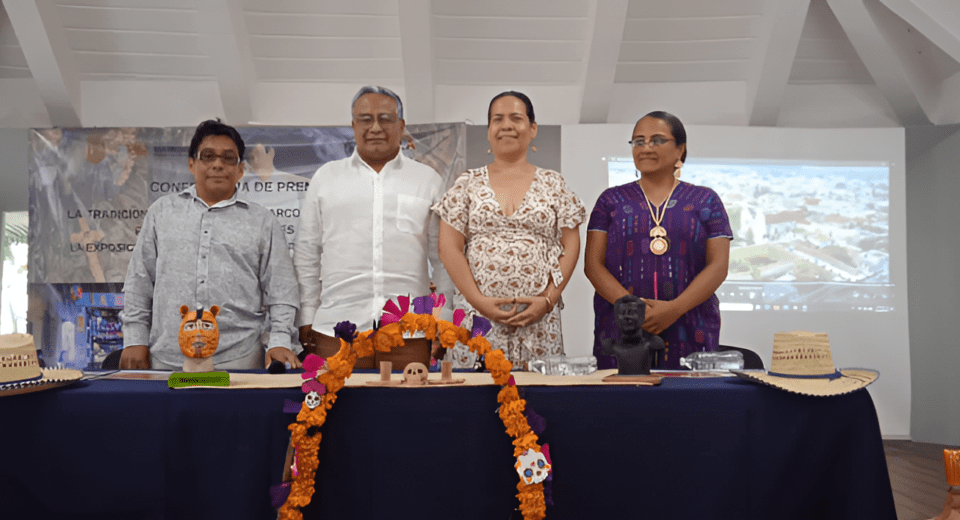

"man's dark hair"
[188,119,245,160]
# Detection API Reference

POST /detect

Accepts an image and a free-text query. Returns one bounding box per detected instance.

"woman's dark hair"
[488,91,536,124]
[188,119,245,160]
[641,111,686,162]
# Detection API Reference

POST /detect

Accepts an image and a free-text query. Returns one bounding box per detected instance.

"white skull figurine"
[515,449,551,485]
[402,362,429,385]
[304,391,321,409]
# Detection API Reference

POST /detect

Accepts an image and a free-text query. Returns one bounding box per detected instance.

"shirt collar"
[180,184,247,209]
[349,147,406,173]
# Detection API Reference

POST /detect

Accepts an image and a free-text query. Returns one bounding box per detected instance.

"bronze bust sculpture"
[602,295,665,376]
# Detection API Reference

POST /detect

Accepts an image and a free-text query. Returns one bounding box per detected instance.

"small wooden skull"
[304,391,321,409]
[515,448,552,485]
[402,362,428,385]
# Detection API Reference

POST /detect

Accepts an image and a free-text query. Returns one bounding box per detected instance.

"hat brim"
[730,368,878,397]
[0,368,83,397]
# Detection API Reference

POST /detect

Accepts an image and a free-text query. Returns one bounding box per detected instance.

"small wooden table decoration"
[365,360,465,386]
[428,361,465,385]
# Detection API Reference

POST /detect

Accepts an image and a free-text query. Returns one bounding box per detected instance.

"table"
[0,373,897,520]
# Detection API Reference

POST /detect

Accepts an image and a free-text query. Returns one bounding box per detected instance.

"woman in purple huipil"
[584,111,733,370]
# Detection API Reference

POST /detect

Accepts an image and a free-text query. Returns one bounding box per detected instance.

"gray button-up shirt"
[123,186,299,367]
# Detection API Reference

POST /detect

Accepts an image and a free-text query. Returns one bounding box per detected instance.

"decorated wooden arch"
[278,295,549,520]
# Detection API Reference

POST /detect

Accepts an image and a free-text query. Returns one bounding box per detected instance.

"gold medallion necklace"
[638,180,679,256]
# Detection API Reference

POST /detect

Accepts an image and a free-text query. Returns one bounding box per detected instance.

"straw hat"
[731,331,878,397]
[0,333,82,397]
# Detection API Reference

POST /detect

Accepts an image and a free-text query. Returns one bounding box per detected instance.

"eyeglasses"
[197,150,241,166]
[628,136,675,148]
[353,114,399,128]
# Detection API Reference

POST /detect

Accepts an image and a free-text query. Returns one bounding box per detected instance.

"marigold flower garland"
[279,311,548,520]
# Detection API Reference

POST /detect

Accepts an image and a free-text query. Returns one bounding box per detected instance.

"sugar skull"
[178,305,220,358]
[402,362,428,385]
[304,391,321,409]
[515,449,551,485]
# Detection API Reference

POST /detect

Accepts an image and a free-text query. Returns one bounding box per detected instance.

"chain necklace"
[637,180,679,255]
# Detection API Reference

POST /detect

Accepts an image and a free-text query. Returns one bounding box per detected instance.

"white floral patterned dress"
[432,166,585,366]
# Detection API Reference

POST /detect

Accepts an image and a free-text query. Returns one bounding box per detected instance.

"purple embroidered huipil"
[587,181,732,369]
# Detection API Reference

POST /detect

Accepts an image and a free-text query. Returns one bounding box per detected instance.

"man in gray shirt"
[120,120,301,370]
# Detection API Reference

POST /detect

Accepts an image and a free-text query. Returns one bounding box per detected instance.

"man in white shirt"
[294,86,447,356]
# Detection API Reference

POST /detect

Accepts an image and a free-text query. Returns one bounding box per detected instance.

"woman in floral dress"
[433,92,585,367]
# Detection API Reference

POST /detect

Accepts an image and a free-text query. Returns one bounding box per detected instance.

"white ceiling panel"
[431,1,589,86]
[245,12,400,37]
[625,0,764,19]
[0,4,30,79]
[242,0,398,16]
[54,4,197,32]
[615,60,750,83]
[54,0,197,9]
[623,16,761,42]
[789,0,873,84]
[789,59,873,84]
[433,39,584,62]
[1,0,959,127]
[76,51,210,78]
[249,36,402,59]
[254,58,403,82]
[433,0,589,18]
[618,1,763,85]
[619,39,754,63]
[432,17,588,40]
[435,59,581,85]
[65,29,202,56]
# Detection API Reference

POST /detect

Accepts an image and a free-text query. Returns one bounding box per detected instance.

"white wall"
[905,123,960,446]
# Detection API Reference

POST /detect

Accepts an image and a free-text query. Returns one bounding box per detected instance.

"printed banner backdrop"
[27,124,466,369]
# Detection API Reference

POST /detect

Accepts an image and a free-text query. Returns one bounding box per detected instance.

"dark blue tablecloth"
[0,374,897,520]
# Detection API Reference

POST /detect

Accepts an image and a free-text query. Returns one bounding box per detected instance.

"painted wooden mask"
[178,305,220,358]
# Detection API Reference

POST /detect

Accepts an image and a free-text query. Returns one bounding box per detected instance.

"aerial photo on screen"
[607,157,892,313]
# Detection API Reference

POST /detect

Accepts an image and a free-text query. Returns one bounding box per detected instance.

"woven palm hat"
[731,331,878,397]
[0,333,82,397]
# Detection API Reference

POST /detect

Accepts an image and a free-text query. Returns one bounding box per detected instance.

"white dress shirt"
[294,149,448,335]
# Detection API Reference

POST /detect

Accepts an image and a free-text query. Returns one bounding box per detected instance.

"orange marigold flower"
[399,313,435,337]
[278,504,303,520]
[437,321,469,345]
[485,351,513,385]
[418,315,438,340]
[497,385,520,404]
[499,400,531,437]
[517,482,547,520]
[374,327,403,352]
[513,432,540,457]
[467,336,493,356]
[438,330,462,351]
[352,333,375,358]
